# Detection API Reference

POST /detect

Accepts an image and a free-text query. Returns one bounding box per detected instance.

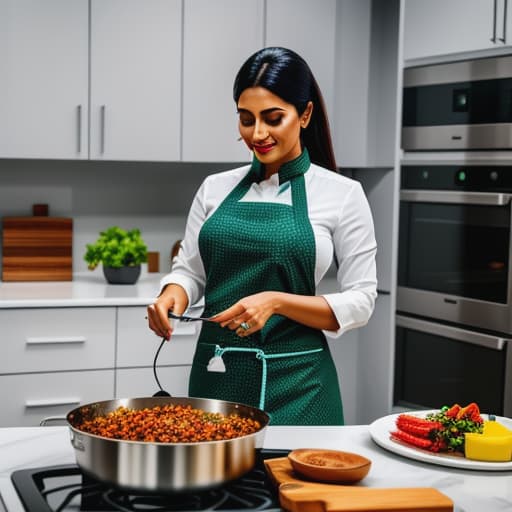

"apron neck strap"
[249,148,311,185]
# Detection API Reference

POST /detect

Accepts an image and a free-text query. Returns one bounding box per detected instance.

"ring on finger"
[240,322,250,331]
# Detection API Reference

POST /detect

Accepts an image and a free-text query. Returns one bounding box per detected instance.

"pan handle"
[39,415,68,426]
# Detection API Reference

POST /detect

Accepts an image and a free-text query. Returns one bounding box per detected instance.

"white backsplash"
[75,214,187,274]
[0,158,247,278]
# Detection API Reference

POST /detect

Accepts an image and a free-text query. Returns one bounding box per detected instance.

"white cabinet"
[116,306,197,397]
[0,308,116,373]
[89,0,182,161]
[265,0,337,127]
[2,370,114,427]
[403,0,512,62]
[333,0,399,167]
[0,305,198,426]
[1,0,342,163]
[0,0,88,159]
[0,307,116,427]
[356,292,394,424]
[181,0,339,163]
[116,366,191,398]
[181,0,264,162]
[117,306,197,367]
[0,0,181,161]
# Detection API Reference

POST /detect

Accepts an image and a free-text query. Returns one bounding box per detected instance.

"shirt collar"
[249,148,311,185]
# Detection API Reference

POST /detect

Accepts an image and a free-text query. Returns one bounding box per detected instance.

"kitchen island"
[0,425,510,511]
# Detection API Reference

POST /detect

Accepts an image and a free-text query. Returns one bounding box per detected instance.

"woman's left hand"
[211,291,279,337]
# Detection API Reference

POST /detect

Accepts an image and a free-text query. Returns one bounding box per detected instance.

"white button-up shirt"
[161,162,378,338]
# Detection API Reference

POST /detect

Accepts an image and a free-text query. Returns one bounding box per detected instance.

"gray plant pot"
[103,265,141,285]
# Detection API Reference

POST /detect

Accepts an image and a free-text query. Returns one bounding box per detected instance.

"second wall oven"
[398,164,512,334]
[396,164,512,416]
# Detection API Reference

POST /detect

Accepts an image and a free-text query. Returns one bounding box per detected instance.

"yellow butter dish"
[465,419,512,462]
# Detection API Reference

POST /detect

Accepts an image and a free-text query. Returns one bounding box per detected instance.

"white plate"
[369,410,512,471]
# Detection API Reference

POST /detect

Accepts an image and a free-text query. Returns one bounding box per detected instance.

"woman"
[147,47,377,425]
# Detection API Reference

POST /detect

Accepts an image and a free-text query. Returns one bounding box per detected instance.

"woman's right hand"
[147,284,189,340]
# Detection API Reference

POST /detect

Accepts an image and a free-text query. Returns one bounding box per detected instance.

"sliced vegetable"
[391,403,485,455]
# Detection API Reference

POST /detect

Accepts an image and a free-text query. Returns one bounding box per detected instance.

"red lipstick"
[253,143,275,154]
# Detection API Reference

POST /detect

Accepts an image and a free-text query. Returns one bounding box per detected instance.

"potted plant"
[84,226,148,284]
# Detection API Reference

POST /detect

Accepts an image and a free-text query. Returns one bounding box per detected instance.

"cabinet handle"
[100,105,106,154]
[76,105,82,153]
[491,0,498,42]
[25,398,81,408]
[25,336,86,345]
[499,0,508,42]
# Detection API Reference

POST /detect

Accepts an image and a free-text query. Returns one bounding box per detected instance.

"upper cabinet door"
[0,0,88,160]
[403,0,510,62]
[90,0,182,161]
[265,0,337,130]
[182,0,264,162]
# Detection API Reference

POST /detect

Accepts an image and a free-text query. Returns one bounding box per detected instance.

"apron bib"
[189,151,344,425]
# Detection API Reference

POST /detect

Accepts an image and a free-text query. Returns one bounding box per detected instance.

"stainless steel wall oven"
[395,164,512,416]
[402,54,512,151]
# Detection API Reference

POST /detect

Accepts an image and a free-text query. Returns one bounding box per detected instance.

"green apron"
[188,150,344,425]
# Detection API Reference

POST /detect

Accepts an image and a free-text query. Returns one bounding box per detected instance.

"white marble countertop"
[0,270,339,309]
[0,272,164,308]
[0,425,510,511]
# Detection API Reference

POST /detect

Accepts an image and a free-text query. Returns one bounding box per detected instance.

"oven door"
[401,55,512,151]
[397,190,512,334]
[394,315,512,416]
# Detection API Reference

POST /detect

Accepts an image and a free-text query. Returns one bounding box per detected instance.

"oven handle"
[400,190,512,206]
[396,315,511,350]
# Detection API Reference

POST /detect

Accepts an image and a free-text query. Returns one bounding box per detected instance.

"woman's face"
[237,87,312,177]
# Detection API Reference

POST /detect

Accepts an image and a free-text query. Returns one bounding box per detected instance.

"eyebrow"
[237,107,286,115]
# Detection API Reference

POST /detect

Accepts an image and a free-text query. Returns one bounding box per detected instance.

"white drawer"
[0,369,114,427]
[115,365,191,398]
[0,308,116,373]
[117,306,197,367]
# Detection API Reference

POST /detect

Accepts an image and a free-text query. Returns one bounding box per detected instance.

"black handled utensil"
[168,311,214,322]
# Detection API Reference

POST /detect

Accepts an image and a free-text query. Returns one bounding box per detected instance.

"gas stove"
[7,449,287,512]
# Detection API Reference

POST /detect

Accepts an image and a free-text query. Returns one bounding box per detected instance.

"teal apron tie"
[207,344,323,410]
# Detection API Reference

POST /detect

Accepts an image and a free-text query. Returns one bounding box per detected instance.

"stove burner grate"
[11,450,287,512]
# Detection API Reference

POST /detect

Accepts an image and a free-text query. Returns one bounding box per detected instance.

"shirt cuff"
[321,291,376,338]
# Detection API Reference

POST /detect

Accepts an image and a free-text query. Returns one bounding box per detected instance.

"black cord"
[153,337,170,396]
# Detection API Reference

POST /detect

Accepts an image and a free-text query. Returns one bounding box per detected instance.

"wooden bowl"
[288,448,371,483]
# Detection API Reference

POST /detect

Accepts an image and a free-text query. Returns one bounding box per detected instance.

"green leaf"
[83,226,148,269]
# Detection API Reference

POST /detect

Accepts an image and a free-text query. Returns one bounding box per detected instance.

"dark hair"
[233,47,337,172]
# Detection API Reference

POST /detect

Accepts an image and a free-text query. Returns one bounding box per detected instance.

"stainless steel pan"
[67,396,270,492]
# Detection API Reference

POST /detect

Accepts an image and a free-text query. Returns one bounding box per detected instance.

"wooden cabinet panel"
[0,307,116,374]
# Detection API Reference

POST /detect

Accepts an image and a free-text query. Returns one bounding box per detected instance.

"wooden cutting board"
[264,457,453,512]
[2,217,73,281]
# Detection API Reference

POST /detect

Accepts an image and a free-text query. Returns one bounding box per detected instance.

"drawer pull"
[25,336,86,345]
[25,398,81,408]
